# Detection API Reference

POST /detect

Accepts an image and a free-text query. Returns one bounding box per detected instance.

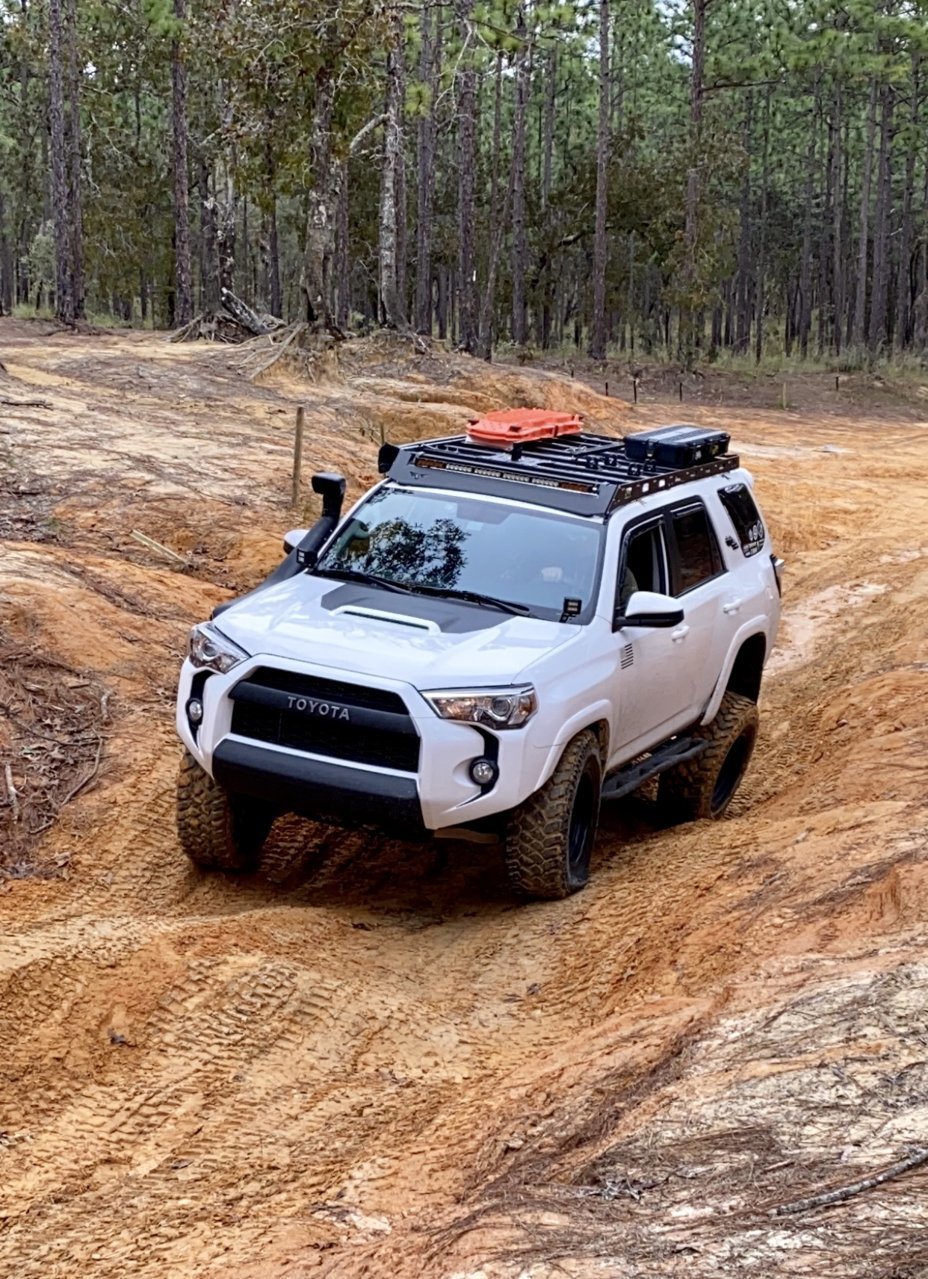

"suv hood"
[215,573,580,687]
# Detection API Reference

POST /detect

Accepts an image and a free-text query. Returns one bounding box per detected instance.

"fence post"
[291,405,305,508]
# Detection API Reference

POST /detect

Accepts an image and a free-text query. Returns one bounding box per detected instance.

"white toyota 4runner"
[175,414,782,900]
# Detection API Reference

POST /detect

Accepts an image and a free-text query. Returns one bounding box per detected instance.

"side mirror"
[283,528,310,555]
[614,590,685,630]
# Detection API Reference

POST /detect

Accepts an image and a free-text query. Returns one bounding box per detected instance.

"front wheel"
[657,691,759,822]
[176,749,273,872]
[504,730,602,900]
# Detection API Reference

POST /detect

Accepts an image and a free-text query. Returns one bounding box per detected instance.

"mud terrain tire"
[176,749,273,872]
[505,730,602,900]
[658,691,759,822]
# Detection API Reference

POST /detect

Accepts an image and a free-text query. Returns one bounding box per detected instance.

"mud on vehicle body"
[176,412,783,900]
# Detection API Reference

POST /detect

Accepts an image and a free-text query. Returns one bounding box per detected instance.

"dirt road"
[1,324,927,1277]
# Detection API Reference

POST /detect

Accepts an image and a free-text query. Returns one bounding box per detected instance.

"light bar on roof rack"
[412,452,600,495]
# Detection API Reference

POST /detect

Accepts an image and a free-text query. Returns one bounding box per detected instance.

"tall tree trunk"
[510,11,530,347]
[64,0,83,318]
[680,0,707,365]
[894,59,919,353]
[914,138,928,350]
[171,0,193,325]
[414,0,439,335]
[851,78,878,349]
[335,159,350,329]
[215,89,237,304]
[48,0,75,323]
[395,11,408,319]
[827,85,843,354]
[479,51,507,359]
[797,101,817,358]
[0,191,12,315]
[589,0,610,361]
[302,71,336,325]
[198,157,220,314]
[868,82,895,354]
[754,85,771,362]
[267,196,282,319]
[541,45,557,212]
[734,94,753,353]
[379,6,406,328]
[456,0,478,352]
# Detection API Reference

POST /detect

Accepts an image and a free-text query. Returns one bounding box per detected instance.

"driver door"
[609,516,695,764]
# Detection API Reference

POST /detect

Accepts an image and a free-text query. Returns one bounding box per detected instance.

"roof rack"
[377,428,740,517]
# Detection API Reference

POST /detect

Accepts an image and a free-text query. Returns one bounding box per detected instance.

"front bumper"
[212,738,425,837]
[176,655,552,833]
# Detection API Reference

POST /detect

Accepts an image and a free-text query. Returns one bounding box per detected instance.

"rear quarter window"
[719,484,766,556]
[670,503,724,594]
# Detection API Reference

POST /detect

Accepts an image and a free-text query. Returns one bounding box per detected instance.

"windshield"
[316,486,603,621]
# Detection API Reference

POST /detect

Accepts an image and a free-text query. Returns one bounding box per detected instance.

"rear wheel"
[504,731,602,900]
[176,749,273,872]
[657,691,759,822]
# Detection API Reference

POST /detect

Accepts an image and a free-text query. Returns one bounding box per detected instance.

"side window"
[617,521,667,609]
[670,503,724,595]
[719,484,766,556]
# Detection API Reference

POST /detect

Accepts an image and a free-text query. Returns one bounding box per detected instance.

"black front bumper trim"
[212,739,426,838]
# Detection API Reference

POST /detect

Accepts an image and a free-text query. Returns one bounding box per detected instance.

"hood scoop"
[334,605,439,634]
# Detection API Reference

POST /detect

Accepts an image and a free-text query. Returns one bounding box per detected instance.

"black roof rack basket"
[379,428,739,517]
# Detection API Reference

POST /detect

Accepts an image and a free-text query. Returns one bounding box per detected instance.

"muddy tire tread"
[505,731,601,901]
[176,749,269,872]
[658,691,759,822]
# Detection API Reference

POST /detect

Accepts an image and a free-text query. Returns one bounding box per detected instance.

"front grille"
[243,666,408,714]
[229,669,420,773]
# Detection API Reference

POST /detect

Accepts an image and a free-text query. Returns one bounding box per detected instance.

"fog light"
[470,757,498,786]
[187,698,204,724]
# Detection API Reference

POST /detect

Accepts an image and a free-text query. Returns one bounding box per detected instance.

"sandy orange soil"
[1,322,927,1278]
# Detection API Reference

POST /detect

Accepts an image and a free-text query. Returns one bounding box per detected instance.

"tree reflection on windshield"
[343,515,466,589]
[317,486,602,619]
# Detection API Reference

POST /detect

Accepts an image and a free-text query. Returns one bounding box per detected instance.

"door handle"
[722,599,743,615]
[671,624,690,643]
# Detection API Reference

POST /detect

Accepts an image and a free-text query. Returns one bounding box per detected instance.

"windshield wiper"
[312,566,413,595]
[409,583,531,615]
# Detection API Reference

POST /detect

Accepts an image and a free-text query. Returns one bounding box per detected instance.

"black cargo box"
[625,425,731,468]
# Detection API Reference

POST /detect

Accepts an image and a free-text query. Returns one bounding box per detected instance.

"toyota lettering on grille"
[286,695,350,721]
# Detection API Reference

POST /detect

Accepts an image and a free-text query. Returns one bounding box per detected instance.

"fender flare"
[534,699,612,792]
[701,618,769,725]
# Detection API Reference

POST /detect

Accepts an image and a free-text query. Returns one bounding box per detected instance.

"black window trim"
[719,482,767,558]
[665,498,728,598]
[614,513,670,613]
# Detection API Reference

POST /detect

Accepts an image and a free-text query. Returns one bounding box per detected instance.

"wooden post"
[291,405,305,507]
[678,379,683,402]
[605,380,609,397]
[835,374,840,392]
[632,378,639,404]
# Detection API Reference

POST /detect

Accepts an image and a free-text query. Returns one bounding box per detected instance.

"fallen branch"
[4,763,19,822]
[130,529,188,565]
[770,1147,928,1217]
[0,396,53,409]
[59,734,104,808]
[247,322,308,381]
[168,314,204,344]
[220,287,284,336]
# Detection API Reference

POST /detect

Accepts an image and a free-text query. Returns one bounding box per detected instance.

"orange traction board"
[467,408,583,446]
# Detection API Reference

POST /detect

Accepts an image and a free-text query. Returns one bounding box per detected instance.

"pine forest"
[2,0,928,366]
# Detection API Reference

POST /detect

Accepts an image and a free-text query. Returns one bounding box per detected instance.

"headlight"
[187,623,249,674]
[423,686,537,729]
